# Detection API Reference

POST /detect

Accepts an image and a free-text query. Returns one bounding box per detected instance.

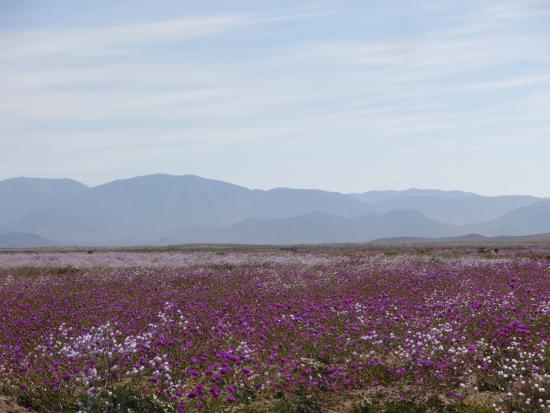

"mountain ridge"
[1,174,548,246]
[2,175,373,244]
[0,177,88,227]
[0,232,53,248]
[350,190,541,225]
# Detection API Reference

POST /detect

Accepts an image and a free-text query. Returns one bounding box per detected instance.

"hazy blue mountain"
[467,200,550,236]
[6,174,373,245]
[250,187,374,219]
[370,232,550,245]
[351,189,540,225]
[0,232,53,248]
[171,209,460,244]
[3,175,549,246]
[351,188,477,203]
[202,211,351,244]
[0,177,88,226]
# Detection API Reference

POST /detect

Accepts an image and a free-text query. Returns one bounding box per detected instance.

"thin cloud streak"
[0,15,253,59]
[1,0,549,195]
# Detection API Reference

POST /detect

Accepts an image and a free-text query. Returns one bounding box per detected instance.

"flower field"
[0,250,549,412]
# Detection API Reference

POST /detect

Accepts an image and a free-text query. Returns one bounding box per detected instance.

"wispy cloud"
[1,0,550,194]
[0,15,253,59]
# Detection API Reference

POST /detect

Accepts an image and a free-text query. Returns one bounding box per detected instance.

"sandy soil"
[0,397,31,413]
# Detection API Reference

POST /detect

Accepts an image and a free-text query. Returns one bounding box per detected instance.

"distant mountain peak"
[0,232,53,248]
[1,176,88,186]
[0,177,89,228]
[1,174,547,246]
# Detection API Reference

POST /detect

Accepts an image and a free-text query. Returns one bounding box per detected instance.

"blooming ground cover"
[0,251,549,412]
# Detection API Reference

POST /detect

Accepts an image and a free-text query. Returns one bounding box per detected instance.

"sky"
[1,0,550,196]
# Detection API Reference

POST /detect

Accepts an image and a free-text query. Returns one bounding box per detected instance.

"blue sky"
[1,0,550,196]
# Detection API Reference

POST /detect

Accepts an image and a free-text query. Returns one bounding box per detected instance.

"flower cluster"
[0,252,548,412]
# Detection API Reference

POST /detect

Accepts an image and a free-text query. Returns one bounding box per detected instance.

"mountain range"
[0,174,548,246]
